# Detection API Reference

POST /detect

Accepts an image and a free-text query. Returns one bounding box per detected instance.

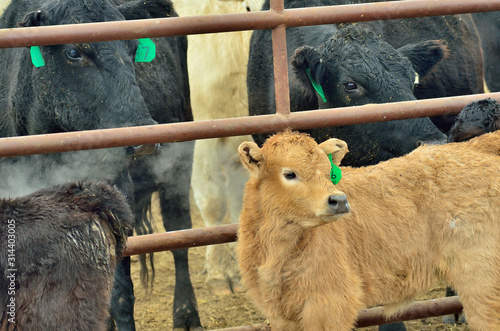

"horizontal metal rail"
[0,0,499,48]
[123,224,238,256]
[124,226,464,328]
[208,296,463,330]
[1,92,499,158]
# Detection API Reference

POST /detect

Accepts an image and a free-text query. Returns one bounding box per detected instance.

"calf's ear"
[398,40,448,77]
[318,138,349,166]
[238,141,264,177]
[290,46,327,102]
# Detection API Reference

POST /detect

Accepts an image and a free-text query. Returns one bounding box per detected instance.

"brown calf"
[237,129,500,331]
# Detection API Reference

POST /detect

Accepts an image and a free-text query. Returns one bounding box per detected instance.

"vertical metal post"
[270,0,291,115]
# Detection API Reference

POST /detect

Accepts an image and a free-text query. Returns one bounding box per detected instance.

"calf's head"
[447,98,500,142]
[291,24,448,108]
[238,130,350,228]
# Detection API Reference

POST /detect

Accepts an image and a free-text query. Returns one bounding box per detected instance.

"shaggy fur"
[0,181,132,331]
[237,130,500,331]
[448,98,500,143]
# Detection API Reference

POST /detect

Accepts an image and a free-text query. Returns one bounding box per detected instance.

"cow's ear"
[319,138,348,166]
[398,40,448,77]
[118,0,176,20]
[238,141,264,177]
[290,46,327,103]
[18,10,45,27]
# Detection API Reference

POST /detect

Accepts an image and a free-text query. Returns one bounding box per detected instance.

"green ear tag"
[328,153,342,185]
[30,46,45,67]
[306,68,327,103]
[135,38,156,62]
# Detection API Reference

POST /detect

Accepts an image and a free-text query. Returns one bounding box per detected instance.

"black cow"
[0,0,201,330]
[0,181,131,331]
[248,0,484,167]
[472,11,500,92]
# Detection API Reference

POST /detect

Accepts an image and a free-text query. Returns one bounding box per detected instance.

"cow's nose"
[328,194,350,214]
[128,143,160,157]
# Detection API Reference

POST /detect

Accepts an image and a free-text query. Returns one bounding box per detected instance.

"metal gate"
[1,0,500,329]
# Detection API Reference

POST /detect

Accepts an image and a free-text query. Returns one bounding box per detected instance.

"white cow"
[0,0,9,15]
[171,0,264,294]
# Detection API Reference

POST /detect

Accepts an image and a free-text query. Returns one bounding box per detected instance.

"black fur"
[472,11,500,92]
[0,181,131,331]
[448,98,500,142]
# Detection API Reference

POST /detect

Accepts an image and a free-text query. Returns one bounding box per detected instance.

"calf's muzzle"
[328,194,350,214]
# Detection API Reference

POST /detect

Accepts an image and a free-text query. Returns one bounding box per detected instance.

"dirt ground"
[130,193,470,331]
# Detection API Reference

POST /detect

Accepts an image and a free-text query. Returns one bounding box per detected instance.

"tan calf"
[237,129,500,331]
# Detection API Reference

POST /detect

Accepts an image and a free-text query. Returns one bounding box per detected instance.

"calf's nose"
[328,194,350,214]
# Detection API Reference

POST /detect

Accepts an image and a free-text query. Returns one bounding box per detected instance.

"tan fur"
[171,0,264,293]
[237,129,500,331]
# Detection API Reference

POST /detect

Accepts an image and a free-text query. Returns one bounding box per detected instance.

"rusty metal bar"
[1,92,499,158]
[211,324,269,331]
[271,24,290,116]
[1,0,500,48]
[270,0,290,115]
[209,297,463,330]
[270,0,291,116]
[270,0,284,12]
[123,224,238,257]
[356,296,463,327]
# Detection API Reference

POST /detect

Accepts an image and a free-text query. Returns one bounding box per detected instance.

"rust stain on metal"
[1,0,500,48]
[1,93,499,158]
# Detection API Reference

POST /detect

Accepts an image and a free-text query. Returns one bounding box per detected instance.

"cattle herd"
[0,0,499,331]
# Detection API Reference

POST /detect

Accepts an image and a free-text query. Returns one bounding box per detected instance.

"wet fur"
[0,181,131,331]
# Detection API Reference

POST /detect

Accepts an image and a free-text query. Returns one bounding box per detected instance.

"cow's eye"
[344,82,358,91]
[283,171,297,180]
[65,48,82,61]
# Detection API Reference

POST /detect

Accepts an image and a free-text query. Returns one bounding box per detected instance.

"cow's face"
[239,130,350,228]
[291,25,447,109]
[18,0,157,133]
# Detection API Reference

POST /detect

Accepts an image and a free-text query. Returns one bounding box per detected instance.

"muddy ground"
[130,194,470,331]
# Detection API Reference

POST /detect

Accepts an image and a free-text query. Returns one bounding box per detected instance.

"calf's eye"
[284,171,297,180]
[344,82,358,91]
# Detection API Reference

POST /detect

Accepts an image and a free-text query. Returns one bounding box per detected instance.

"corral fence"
[1,0,500,329]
